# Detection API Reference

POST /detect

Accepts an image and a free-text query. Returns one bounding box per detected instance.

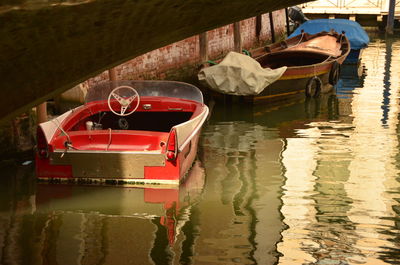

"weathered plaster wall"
[273,10,289,39]
[208,25,235,59]
[241,17,259,49]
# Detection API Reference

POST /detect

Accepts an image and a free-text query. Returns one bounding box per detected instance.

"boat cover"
[198,52,287,96]
[289,19,369,50]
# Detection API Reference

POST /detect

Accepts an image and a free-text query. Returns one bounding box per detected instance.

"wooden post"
[108,67,117,81]
[386,0,396,35]
[199,32,208,63]
[233,22,242,53]
[285,8,291,36]
[36,102,47,124]
[269,12,276,43]
[256,15,262,41]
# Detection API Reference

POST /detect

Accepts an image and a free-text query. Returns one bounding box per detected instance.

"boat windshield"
[85,80,204,104]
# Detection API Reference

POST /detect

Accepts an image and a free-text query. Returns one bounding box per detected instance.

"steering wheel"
[107,85,140,116]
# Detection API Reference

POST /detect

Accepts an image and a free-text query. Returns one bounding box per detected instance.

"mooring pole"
[256,15,262,42]
[285,8,291,36]
[36,102,47,124]
[199,32,208,63]
[269,12,276,43]
[234,22,242,53]
[386,0,396,35]
[108,67,118,81]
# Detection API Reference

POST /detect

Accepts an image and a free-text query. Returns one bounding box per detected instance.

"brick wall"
[208,24,235,59]
[272,10,288,39]
[259,13,273,41]
[241,17,258,49]
[86,9,287,87]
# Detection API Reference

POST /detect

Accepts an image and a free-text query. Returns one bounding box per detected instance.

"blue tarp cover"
[289,19,369,50]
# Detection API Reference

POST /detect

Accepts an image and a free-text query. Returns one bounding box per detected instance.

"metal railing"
[302,0,399,14]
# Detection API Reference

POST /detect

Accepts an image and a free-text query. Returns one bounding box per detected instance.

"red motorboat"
[36,80,209,185]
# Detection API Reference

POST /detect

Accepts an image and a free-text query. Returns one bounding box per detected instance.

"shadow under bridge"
[0,0,309,122]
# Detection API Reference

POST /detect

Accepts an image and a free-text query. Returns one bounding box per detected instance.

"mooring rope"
[51,119,75,148]
[106,128,112,151]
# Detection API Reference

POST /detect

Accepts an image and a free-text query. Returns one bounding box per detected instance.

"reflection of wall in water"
[336,58,366,123]
[345,38,400,263]
[0,163,36,265]
[278,136,319,264]
[277,37,400,264]
[198,120,285,264]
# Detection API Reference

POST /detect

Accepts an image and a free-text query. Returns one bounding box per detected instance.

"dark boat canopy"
[289,19,370,50]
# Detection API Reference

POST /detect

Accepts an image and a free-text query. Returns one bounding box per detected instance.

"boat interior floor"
[258,51,332,69]
[52,111,194,151]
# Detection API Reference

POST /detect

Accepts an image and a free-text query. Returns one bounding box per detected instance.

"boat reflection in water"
[336,62,365,98]
[0,161,205,265]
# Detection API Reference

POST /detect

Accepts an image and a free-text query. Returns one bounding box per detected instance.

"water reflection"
[0,161,205,265]
[196,37,400,264]
[277,37,400,264]
[196,92,339,264]
[198,113,284,264]
[344,37,400,264]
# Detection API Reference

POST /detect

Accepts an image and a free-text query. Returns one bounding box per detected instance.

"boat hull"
[252,72,332,103]
[36,132,201,185]
[250,56,338,103]
[210,52,343,103]
[207,70,333,104]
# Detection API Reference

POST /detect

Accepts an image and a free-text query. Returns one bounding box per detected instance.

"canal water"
[1,35,399,265]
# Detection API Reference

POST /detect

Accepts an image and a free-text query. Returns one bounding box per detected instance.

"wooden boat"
[200,30,350,103]
[249,30,350,102]
[36,80,209,185]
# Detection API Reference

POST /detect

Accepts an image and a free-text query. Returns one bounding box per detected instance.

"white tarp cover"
[198,51,287,96]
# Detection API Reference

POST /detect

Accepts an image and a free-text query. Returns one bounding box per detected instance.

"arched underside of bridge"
[0,0,309,122]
